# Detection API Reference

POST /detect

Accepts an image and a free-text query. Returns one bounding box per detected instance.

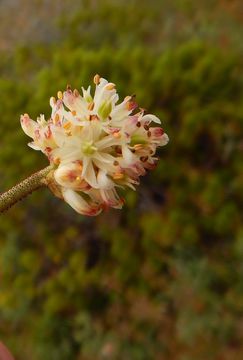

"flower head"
[21,75,169,215]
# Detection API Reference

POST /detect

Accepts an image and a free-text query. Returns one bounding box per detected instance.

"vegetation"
[0,1,242,359]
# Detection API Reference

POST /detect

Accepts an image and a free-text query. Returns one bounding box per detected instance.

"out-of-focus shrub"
[0,2,242,359]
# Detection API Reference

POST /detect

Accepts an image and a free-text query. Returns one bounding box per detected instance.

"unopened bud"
[93,74,101,85]
[98,100,112,120]
[50,96,56,105]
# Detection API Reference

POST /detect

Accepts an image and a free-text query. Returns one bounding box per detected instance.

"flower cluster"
[21,75,169,215]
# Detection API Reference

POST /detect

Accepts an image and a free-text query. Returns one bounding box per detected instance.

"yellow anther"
[73,89,80,97]
[140,156,148,162]
[76,176,81,181]
[71,110,77,116]
[88,101,94,111]
[76,162,83,171]
[63,121,71,130]
[126,101,136,111]
[57,91,63,100]
[133,144,143,151]
[113,131,121,139]
[113,172,124,180]
[53,113,59,124]
[61,174,69,181]
[105,83,115,91]
[90,115,99,121]
[93,74,101,85]
[53,157,60,165]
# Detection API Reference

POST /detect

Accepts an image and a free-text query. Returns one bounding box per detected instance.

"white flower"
[21,75,169,216]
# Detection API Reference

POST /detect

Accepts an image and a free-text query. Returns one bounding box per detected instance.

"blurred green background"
[0,1,243,359]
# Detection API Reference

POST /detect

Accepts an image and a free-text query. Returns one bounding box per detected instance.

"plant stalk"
[0,165,53,214]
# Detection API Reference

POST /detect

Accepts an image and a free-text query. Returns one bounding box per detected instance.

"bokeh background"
[0,1,243,359]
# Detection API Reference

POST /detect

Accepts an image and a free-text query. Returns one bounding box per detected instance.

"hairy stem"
[0,165,53,214]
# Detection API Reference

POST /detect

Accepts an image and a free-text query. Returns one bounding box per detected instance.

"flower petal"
[141,114,161,124]
[62,188,101,216]
[20,114,38,138]
[97,170,114,189]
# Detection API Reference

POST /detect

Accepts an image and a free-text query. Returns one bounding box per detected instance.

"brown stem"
[0,166,53,214]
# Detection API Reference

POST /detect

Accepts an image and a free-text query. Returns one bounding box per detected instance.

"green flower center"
[82,141,97,155]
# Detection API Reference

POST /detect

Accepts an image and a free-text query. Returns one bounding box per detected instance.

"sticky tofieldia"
[0,75,169,215]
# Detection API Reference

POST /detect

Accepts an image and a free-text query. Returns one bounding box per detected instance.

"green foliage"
[0,1,243,359]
